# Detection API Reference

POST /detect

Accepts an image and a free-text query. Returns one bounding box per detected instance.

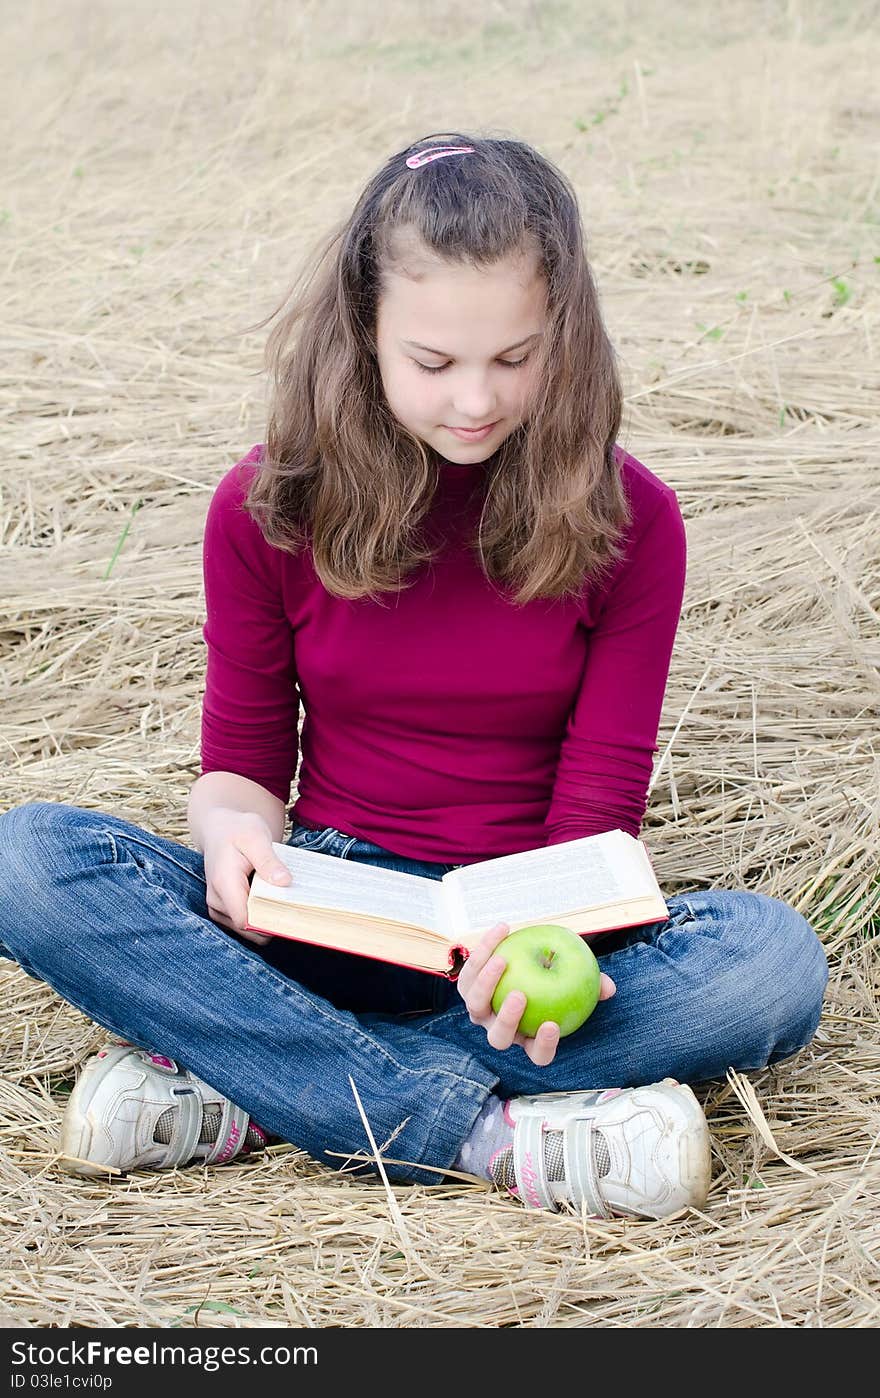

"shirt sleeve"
[199,459,300,805]
[543,489,687,844]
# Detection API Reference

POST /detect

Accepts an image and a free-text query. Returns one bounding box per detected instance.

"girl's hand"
[456,921,616,1067]
[201,809,292,946]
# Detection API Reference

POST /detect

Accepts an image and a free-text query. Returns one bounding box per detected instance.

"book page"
[440,831,658,935]
[250,842,443,934]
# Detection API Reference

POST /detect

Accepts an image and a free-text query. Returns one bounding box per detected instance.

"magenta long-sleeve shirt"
[200,444,686,865]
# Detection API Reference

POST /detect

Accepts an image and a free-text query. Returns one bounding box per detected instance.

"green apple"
[490,924,601,1038]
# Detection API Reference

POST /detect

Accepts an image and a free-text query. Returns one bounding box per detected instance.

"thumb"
[249,848,292,886]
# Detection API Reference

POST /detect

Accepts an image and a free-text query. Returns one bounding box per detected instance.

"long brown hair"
[244,131,630,606]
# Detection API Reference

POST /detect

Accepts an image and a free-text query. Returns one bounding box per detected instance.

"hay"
[2,0,878,1327]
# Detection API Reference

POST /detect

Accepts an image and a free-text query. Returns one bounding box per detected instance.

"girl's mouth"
[445,422,498,441]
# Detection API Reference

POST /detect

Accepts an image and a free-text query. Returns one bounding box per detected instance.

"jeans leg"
[0,802,497,1184]
[258,829,829,1123]
[417,889,830,1097]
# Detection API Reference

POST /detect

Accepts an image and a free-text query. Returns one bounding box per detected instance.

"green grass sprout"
[103,498,144,580]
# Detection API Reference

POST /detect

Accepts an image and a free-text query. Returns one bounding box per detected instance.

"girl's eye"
[415,355,530,375]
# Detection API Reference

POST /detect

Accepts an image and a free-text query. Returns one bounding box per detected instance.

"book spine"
[437,874,468,938]
[446,945,469,980]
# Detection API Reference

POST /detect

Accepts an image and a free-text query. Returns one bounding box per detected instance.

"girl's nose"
[451,377,497,423]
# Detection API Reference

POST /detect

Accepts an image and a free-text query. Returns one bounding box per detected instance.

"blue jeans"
[0,802,828,1185]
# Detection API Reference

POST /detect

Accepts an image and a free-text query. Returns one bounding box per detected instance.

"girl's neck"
[431,447,497,478]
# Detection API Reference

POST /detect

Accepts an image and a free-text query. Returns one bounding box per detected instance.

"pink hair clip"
[405,145,475,169]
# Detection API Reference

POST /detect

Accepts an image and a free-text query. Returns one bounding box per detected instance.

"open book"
[246,829,668,978]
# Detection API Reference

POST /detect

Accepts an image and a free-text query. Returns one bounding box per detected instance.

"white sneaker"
[59,1043,262,1177]
[491,1078,711,1218]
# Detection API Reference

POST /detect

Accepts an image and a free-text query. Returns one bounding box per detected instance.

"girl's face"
[375,241,547,463]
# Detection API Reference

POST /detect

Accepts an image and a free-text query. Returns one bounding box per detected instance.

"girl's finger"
[523,1021,560,1067]
[237,832,291,888]
[456,921,509,996]
[208,865,252,932]
[237,928,272,946]
[206,900,233,927]
[207,888,247,934]
[478,921,511,953]
[464,952,510,1022]
[485,990,527,1051]
[208,901,270,946]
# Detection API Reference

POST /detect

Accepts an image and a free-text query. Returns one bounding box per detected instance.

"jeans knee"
[0,802,111,951]
[0,801,91,870]
[733,891,828,1063]
[671,889,828,1077]
[760,890,826,993]
[0,801,63,865]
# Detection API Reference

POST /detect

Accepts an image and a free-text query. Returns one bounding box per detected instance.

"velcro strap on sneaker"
[513,1116,556,1210]
[164,1085,205,1167]
[205,1099,251,1166]
[563,1118,609,1218]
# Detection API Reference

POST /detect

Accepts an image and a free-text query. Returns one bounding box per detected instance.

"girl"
[0,133,828,1218]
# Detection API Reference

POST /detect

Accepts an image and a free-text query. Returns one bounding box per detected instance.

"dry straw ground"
[1,0,878,1328]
